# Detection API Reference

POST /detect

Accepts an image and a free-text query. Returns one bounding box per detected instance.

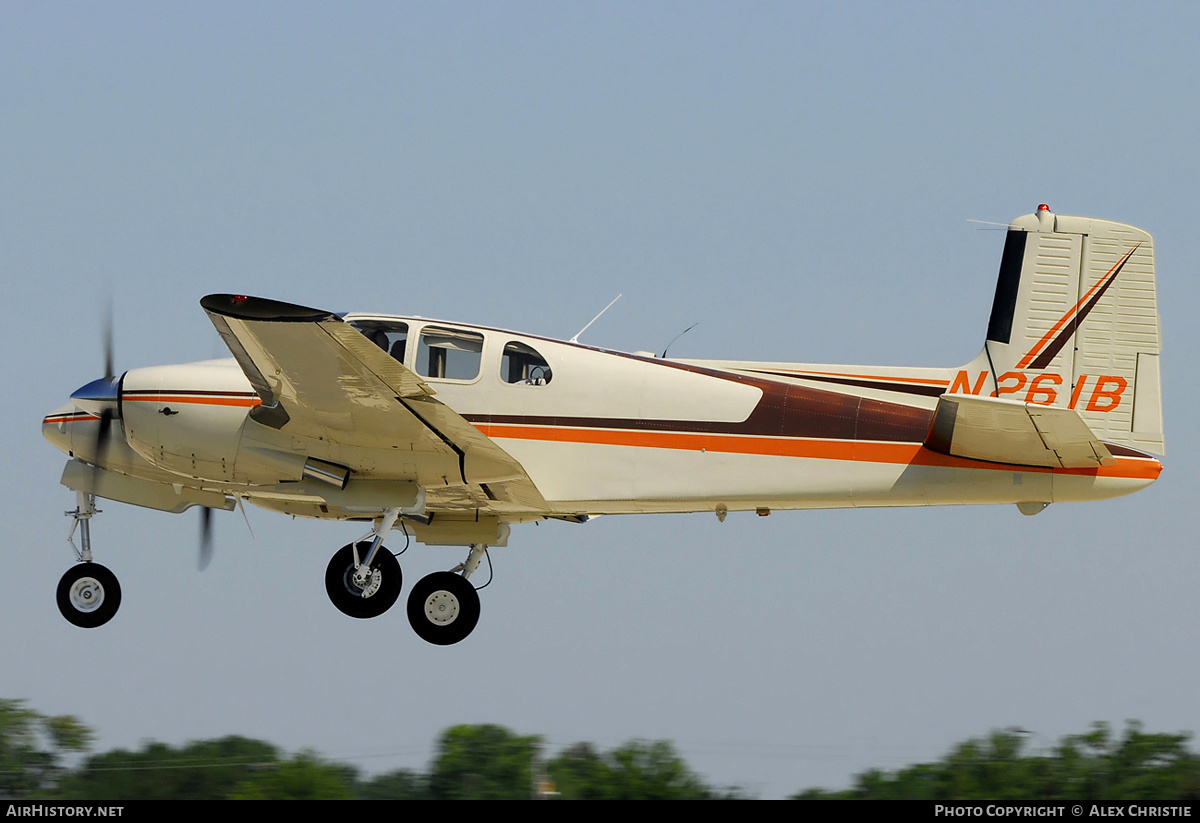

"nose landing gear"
[57,491,122,628]
[57,563,121,628]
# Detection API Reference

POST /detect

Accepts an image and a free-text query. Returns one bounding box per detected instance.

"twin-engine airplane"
[43,206,1165,644]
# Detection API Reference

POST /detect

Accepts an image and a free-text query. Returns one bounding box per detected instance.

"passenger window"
[417,326,484,381]
[501,341,552,385]
[349,321,409,365]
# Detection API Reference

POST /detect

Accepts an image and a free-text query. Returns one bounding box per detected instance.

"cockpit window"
[501,341,552,385]
[349,320,409,365]
[417,326,484,381]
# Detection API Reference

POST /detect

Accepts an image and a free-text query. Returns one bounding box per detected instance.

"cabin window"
[417,326,484,381]
[349,320,409,365]
[501,341,552,385]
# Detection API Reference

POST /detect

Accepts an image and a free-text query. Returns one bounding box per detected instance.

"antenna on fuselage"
[661,322,699,359]
[569,294,622,344]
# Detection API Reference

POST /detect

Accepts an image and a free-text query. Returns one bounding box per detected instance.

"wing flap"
[925,393,1116,469]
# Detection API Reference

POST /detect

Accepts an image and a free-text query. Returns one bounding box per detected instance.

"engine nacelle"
[121,360,257,482]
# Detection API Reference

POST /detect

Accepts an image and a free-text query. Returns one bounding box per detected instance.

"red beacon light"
[1037,203,1051,212]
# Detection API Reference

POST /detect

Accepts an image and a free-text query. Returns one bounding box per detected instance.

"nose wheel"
[325,542,402,619]
[57,563,122,628]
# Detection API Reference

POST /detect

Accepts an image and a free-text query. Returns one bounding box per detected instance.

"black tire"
[57,563,121,628]
[406,571,480,645]
[325,542,402,619]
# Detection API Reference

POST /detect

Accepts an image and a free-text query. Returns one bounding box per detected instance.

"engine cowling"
[121,360,258,482]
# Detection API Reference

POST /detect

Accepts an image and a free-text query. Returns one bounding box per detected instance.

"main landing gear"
[325,542,402,619]
[405,546,485,646]
[57,492,122,628]
[322,508,486,645]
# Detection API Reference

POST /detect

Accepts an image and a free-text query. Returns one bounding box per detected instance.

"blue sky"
[3,2,1198,797]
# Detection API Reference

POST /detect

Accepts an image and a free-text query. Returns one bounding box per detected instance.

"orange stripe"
[474,423,1161,480]
[43,413,99,423]
[1016,244,1139,369]
[124,395,261,408]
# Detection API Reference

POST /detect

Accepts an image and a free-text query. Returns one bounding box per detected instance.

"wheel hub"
[423,590,460,626]
[349,565,383,598]
[69,578,104,613]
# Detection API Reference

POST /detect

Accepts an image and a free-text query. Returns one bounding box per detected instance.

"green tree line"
[1,699,729,799]
[793,722,1200,801]
[3,699,1198,799]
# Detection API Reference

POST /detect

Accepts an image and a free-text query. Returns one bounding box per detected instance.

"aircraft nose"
[42,402,77,453]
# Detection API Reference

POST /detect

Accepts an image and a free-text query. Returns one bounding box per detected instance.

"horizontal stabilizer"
[925,394,1115,469]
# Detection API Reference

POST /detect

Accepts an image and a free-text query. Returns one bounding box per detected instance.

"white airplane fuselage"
[43,321,1161,523]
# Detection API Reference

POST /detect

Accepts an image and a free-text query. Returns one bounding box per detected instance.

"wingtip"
[200,294,337,322]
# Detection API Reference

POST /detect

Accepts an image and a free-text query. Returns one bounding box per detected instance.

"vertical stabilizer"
[952,206,1163,455]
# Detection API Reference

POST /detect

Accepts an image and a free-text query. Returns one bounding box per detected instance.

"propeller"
[69,301,122,465]
[198,507,214,571]
[102,296,114,381]
[95,407,115,458]
[95,302,119,464]
[195,497,257,572]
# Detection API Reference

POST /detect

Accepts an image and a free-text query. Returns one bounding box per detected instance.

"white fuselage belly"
[482,429,1155,514]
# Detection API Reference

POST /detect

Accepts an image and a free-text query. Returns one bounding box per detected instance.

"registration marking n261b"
[949,370,1128,411]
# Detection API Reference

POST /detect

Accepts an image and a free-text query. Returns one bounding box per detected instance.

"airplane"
[42,205,1165,644]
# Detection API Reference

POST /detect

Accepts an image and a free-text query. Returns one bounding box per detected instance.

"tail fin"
[951,205,1164,455]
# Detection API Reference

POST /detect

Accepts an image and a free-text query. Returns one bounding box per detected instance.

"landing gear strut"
[57,491,122,628]
[406,544,485,645]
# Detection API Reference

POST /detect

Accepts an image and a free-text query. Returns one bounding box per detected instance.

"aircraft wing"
[201,294,548,511]
[924,393,1116,469]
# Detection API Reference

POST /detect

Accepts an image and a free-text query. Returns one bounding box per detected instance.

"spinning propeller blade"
[102,299,114,381]
[94,407,115,464]
[73,305,122,464]
[198,507,213,571]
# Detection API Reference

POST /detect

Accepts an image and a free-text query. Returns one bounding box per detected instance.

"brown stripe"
[746,369,949,398]
[470,381,934,444]
[1103,442,1158,459]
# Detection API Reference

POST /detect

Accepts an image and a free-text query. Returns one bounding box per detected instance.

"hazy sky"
[3,2,1198,798]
